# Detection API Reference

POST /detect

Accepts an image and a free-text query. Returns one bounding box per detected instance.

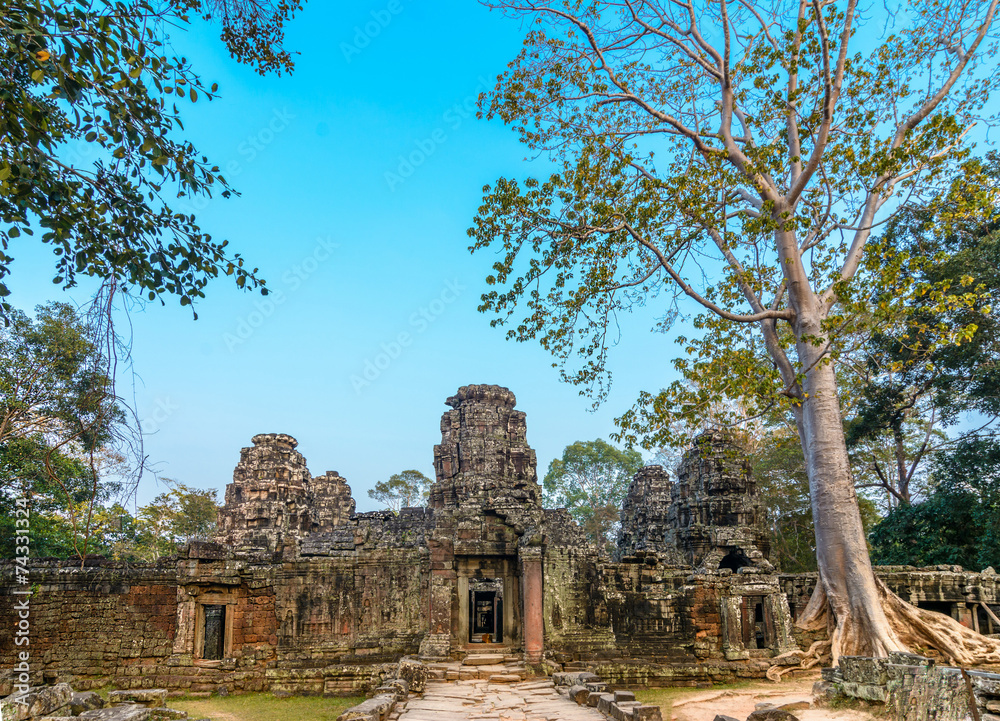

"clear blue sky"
[8,2,682,511]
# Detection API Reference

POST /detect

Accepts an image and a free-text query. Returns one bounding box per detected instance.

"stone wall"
[0,559,177,691]
[825,654,1000,721]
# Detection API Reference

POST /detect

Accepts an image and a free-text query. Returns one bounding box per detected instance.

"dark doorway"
[203,605,226,660]
[740,596,772,649]
[469,588,504,643]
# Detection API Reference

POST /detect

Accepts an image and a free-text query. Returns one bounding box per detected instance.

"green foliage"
[0,0,302,316]
[870,437,1000,571]
[97,480,219,562]
[844,155,1000,506]
[470,1,1000,451]
[368,470,431,514]
[0,301,129,558]
[542,439,643,550]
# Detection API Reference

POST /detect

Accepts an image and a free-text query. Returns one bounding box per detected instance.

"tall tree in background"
[472,0,1000,662]
[0,302,128,558]
[368,470,431,514]
[870,437,1000,571]
[542,439,643,551]
[844,155,1000,509]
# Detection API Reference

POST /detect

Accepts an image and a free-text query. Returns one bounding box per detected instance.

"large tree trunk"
[793,324,1000,665]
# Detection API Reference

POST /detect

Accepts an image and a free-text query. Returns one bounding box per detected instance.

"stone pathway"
[392,677,607,721]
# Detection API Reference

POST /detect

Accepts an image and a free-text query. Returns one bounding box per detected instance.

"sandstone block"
[1,683,74,721]
[79,706,153,721]
[108,689,167,708]
[70,691,106,714]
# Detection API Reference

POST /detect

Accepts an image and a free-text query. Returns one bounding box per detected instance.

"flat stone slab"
[79,706,153,721]
[396,675,607,720]
[107,690,167,709]
[463,654,506,666]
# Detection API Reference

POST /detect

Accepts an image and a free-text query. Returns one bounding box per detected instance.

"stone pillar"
[419,535,455,658]
[521,547,543,665]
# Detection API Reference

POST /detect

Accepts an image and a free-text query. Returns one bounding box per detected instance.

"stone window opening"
[719,547,751,572]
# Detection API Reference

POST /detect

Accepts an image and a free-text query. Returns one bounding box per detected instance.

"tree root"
[766,640,831,682]
[793,575,1000,666]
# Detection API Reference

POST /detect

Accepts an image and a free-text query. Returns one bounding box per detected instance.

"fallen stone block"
[1,683,74,721]
[149,709,189,720]
[614,690,636,702]
[597,693,616,714]
[107,690,167,709]
[398,658,427,694]
[611,700,641,720]
[746,710,800,721]
[79,705,153,721]
[632,707,663,721]
[568,684,590,704]
[336,693,395,721]
[778,700,810,711]
[587,691,604,707]
[71,691,106,715]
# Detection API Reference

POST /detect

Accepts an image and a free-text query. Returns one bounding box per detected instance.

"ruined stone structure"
[1,383,997,696]
[215,433,355,558]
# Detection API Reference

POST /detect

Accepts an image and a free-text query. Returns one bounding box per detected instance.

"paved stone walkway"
[392,677,607,721]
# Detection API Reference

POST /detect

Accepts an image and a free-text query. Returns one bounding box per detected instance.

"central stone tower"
[420,384,548,663]
[429,384,541,511]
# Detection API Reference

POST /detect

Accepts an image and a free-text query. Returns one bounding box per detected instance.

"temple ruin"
[0,384,997,695]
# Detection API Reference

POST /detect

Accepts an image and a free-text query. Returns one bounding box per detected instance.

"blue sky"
[8,2,681,511]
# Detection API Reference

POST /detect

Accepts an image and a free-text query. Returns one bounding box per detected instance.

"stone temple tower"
[428,384,541,512]
[215,433,355,558]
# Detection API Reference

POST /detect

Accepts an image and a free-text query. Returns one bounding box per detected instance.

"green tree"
[0,302,127,558]
[101,481,219,561]
[368,470,431,514]
[472,0,1000,662]
[844,157,1000,508]
[0,0,302,316]
[870,437,1000,571]
[542,439,643,551]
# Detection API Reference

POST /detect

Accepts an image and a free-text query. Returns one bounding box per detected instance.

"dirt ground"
[665,673,877,721]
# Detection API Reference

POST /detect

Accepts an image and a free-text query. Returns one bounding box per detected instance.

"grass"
[169,693,366,721]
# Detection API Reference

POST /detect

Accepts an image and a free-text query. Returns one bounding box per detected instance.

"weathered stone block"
[0,683,74,721]
[70,691,105,714]
[78,706,153,721]
[108,690,167,708]
[568,684,590,704]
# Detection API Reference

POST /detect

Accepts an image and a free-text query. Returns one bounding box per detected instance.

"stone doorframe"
[175,585,238,666]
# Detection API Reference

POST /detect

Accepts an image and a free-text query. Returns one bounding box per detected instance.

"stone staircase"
[424,653,529,683]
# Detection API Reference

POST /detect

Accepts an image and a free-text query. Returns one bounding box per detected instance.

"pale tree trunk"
[792,309,1000,665]
[794,329,904,659]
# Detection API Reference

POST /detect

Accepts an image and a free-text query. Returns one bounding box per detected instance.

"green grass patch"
[169,693,365,721]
